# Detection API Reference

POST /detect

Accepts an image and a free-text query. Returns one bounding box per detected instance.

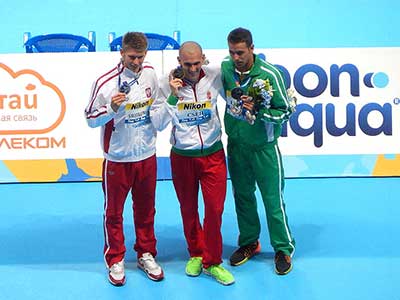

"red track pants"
[102,155,157,268]
[170,149,227,268]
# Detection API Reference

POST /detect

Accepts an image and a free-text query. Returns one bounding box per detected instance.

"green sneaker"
[203,264,235,285]
[185,257,202,276]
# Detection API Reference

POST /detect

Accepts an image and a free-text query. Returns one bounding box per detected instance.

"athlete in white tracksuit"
[85,58,162,279]
[150,52,230,276]
[151,64,223,155]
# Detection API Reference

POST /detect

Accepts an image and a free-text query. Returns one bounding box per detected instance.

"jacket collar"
[182,68,206,87]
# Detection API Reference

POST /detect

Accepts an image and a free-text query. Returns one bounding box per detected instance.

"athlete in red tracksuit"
[150,41,234,285]
[84,32,163,286]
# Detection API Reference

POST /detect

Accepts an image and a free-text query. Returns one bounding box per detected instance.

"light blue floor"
[0,178,399,300]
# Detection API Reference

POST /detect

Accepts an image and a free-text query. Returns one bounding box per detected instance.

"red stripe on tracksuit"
[170,149,227,268]
[86,66,122,115]
[89,65,117,101]
[103,120,114,154]
[102,155,157,268]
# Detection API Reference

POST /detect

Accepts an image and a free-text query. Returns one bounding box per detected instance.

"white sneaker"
[137,252,164,281]
[108,260,126,286]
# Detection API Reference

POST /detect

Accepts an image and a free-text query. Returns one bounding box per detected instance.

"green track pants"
[227,140,295,256]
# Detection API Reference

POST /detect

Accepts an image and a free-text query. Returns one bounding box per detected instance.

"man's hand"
[241,95,254,112]
[111,92,127,112]
[169,70,183,96]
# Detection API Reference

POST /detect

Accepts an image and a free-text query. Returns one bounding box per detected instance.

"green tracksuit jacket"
[221,54,295,256]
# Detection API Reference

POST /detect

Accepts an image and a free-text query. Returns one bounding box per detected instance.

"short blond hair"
[122,32,148,51]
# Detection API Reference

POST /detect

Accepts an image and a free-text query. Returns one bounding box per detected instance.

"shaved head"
[177,41,205,83]
[179,41,203,57]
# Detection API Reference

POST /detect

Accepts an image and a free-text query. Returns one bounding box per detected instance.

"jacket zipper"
[191,83,204,153]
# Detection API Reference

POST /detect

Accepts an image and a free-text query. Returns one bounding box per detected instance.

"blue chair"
[257,53,266,61]
[23,32,96,53]
[109,32,180,51]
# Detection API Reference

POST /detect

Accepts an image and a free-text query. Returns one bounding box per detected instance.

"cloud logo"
[0,63,66,135]
[363,72,389,88]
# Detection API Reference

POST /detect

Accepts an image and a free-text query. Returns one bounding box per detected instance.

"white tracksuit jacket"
[85,62,159,162]
[150,64,224,156]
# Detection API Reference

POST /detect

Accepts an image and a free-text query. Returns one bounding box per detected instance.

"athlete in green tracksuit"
[221,27,295,275]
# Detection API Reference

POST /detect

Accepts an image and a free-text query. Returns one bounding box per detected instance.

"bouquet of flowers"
[234,78,273,125]
[229,87,256,124]
[249,79,297,117]
[229,79,297,125]
[248,79,273,108]
[286,88,297,113]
